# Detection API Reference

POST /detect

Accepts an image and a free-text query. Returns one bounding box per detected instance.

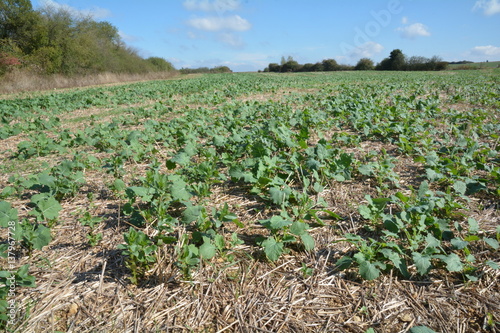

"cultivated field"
[1,70,499,332]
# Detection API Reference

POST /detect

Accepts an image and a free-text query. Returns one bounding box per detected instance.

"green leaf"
[358,164,373,176]
[112,179,127,192]
[259,216,292,232]
[182,205,203,224]
[183,142,198,157]
[0,201,17,227]
[484,238,499,250]
[171,151,190,166]
[269,186,291,206]
[15,264,36,287]
[31,194,62,220]
[335,256,353,270]
[214,234,225,251]
[467,218,479,234]
[359,261,380,280]
[434,253,463,272]
[409,326,437,333]
[485,260,499,269]
[412,252,432,275]
[199,238,216,260]
[170,179,191,201]
[450,238,468,250]
[126,186,155,202]
[31,225,52,250]
[453,181,467,195]
[425,233,440,249]
[380,248,409,278]
[358,205,372,219]
[290,221,308,235]
[321,209,342,221]
[300,232,315,251]
[262,237,284,261]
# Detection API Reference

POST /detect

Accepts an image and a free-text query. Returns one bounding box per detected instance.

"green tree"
[0,0,47,54]
[267,63,281,72]
[376,49,406,71]
[322,58,339,71]
[281,60,300,72]
[389,49,405,70]
[146,57,175,72]
[354,58,374,70]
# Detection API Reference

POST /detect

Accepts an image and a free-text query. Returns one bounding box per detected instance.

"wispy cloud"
[183,0,250,49]
[350,41,384,59]
[396,22,431,39]
[470,45,500,57]
[187,15,251,32]
[41,0,111,19]
[217,32,245,48]
[473,0,500,15]
[183,0,240,13]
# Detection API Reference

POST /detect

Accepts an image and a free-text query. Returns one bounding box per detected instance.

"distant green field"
[448,60,500,69]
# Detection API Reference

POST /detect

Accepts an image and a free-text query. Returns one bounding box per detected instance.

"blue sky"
[33,0,500,72]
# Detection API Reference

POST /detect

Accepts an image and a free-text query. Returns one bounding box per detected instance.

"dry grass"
[0,69,179,95]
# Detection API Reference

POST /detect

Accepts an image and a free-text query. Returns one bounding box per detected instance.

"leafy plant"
[0,265,36,328]
[117,228,158,284]
[258,215,314,261]
[79,212,103,247]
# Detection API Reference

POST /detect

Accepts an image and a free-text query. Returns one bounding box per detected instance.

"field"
[1,70,499,332]
[448,61,500,70]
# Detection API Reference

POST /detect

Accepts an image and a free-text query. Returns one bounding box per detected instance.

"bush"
[355,58,374,70]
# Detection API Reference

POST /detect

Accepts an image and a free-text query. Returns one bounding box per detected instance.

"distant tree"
[146,57,175,71]
[406,56,428,71]
[280,56,286,65]
[210,65,232,73]
[376,49,405,71]
[281,60,300,72]
[354,58,374,70]
[375,57,391,70]
[311,62,323,72]
[389,49,405,70]
[301,63,315,72]
[322,58,339,71]
[268,63,281,72]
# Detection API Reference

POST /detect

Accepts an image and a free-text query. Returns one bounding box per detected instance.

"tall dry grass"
[0,69,179,95]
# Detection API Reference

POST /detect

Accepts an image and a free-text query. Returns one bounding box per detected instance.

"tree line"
[0,0,175,76]
[179,66,232,74]
[263,50,448,73]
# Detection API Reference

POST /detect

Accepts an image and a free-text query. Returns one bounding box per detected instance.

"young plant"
[117,228,157,284]
[258,215,314,261]
[79,212,103,247]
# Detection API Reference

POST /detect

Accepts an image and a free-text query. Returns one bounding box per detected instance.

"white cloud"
[217,32,245,48]
[470,45,500,57]
[473,0,500,15]
[183,0,240,13]
[187,15,251,31]
[41,0,111,19]
[349,41,384,59]
[397,23,431,39]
